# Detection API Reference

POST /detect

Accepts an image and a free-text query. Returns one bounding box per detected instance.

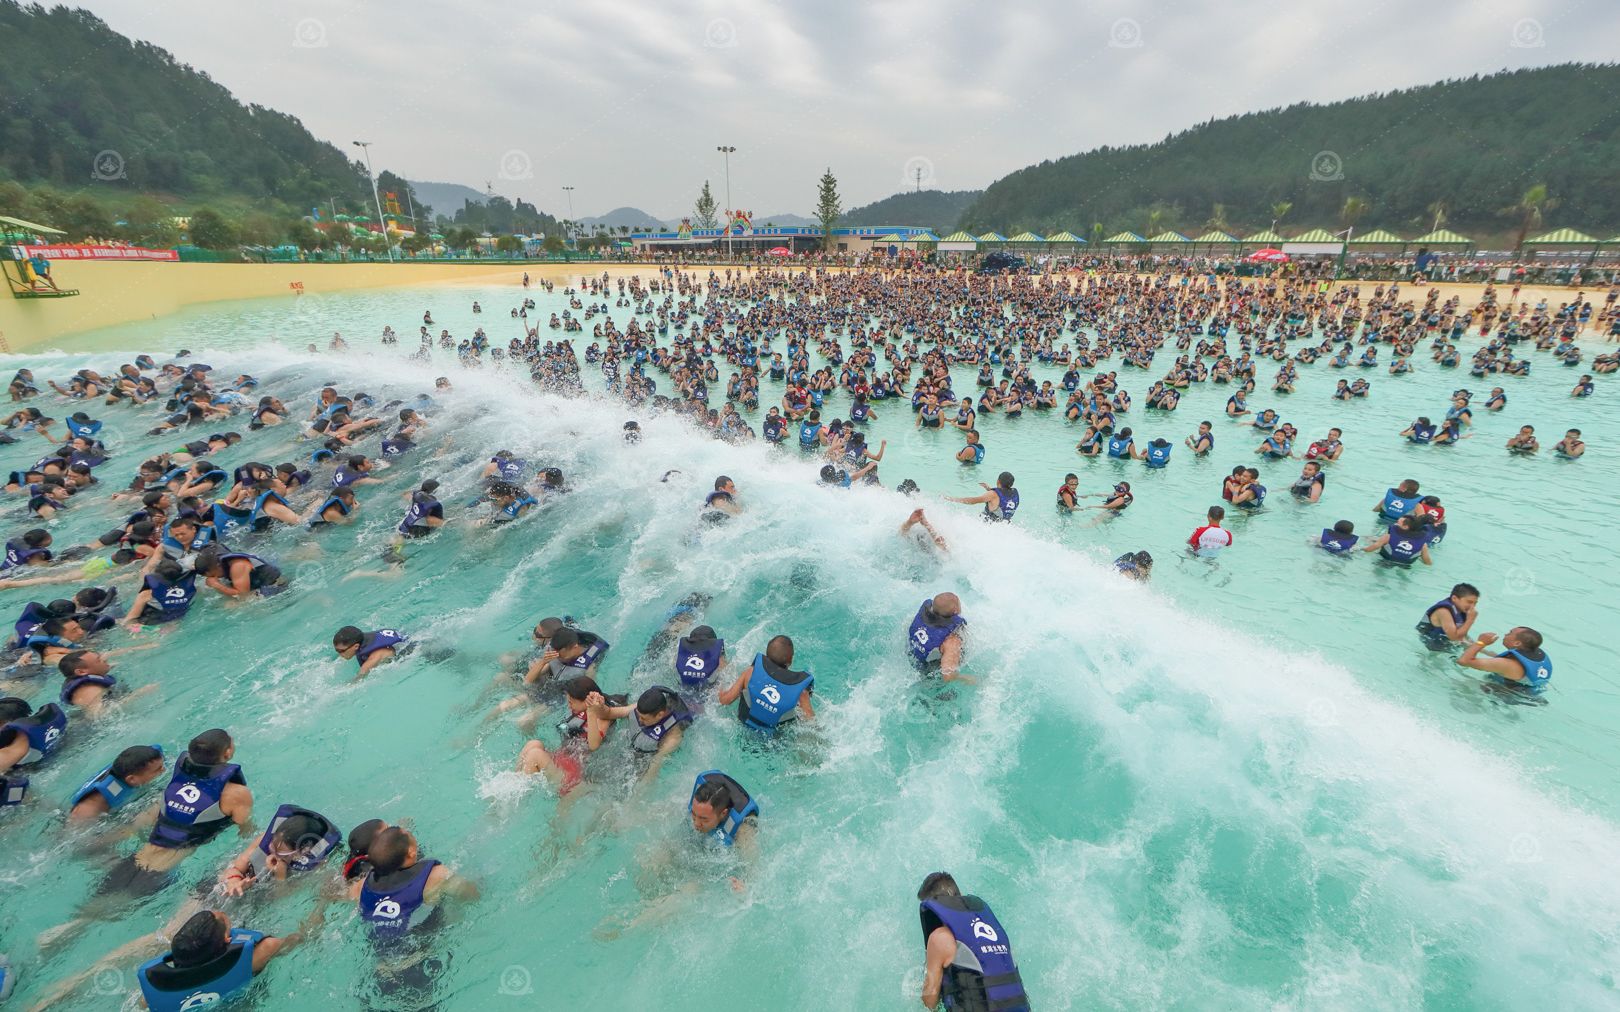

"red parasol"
[1246,248,1289,263]
[767,247,792,256]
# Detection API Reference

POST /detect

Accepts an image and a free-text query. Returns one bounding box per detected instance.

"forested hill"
[0,1,380,213]
[960,64,1620,240]
[842,189,981,234]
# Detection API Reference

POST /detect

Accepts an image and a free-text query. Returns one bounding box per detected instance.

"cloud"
[70,0,1620,218]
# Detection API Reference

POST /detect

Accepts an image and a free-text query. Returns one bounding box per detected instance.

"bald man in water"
[907,592,972,682]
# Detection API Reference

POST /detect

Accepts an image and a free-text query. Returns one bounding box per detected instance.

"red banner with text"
[22,245,179,262]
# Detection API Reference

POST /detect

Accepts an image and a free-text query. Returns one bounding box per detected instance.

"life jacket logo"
[972,920,999,942]
[759,684,781,706]
[44,726,61,745]
[179,991,223,1009]
[177,784,203,805]
[372,898,402,920]
[165,587,189,600]
[684,656,706,670]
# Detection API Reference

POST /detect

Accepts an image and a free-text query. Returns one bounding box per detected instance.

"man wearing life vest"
[918,871,1029,1011]
[135,909,302,1011]
[1456,627,1552,698]
[717,635,814,732]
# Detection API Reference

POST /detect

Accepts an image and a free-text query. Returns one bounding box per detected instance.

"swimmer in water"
[899,508,948,553]
[65,743,167,823]
[332,626,410,677]
[700,475,741,521]
[907,593,971,682]
[945,471,1019,522]
[1456,626,1551,700]
[1416,582,1479,651]
[917,871,1028,1012]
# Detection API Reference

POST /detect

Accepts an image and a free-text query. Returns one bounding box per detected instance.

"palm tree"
[1090,222,1106,245]
[1146,207,1164,237]
[1426,199,1449,232]
[1269,201,1292,232]
[1205,203,1231,233]
[1339,196,1370,232]
[1504,184,1557,250]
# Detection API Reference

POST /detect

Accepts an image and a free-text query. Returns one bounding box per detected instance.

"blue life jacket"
[676,635,725,687]
[61,673,116,706]
[1417,599,1466,647]
[248,804,342,877]
[149,755,246,848]
[1319,529,1358,554]
[988,488,1019,522]
[70,743,164,812]
[738,653,814,732]
[851,402,870,421]
[310,448,334,465]
[11,600,53,646]
[2,539,51,571]
[1145,442,1172,468]
[1106,436,1131,458]
[137,927,264,1012]
[1379,488,1415,520]
[380,434,414,457]
[920,895,1028,1012]
[631,686,693,753]
[357,629,408,665]
[1,704,68,765]
[908,599,966,668]
[1408,423,1436,444]
[397,494,443,535]
[689,770,758,846]
[763,417,786,442]
[798,420,820,447]
[162,520,216,558]
[66,417,102,439]
[359,859,442,939]
[967,443,985,464]
[141,571,199,621]
[1499,648,1552,693]
[1235,484,1267,509]
[496,495,537,521]
[490,457,527,483]
[309,495,352,525]
[1380,530,1426,564]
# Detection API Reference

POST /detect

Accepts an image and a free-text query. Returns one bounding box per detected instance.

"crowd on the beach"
[0,262,1608,1009]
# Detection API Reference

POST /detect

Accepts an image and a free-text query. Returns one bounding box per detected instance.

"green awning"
[1192,230,1239,244]
[1409,229,1472,246]
[1146,230,1189,243]
[976,231,1006,242]
[1242,229,1284,244]
[1045,231,1085,243]
[1348,228,1404,244]
[1104,231,1146,243]
[938,231,977,243]
[1288,228,1340,243]
[905,231,940,242]
[1007,231,1045,242]
[875,233,906,242]
[1526,227,1598,245]
[0,215,67,235]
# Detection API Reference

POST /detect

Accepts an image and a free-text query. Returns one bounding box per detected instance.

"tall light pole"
[562,186,576,248]
[351,141,395,261]
[716,145,736,258]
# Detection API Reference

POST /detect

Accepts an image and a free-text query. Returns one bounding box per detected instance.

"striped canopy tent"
[1146,230,1190,247]
[1104,231,1147,245]
[1007,231,1045,246]
[1192,230,1239,248]
[976,231,1007,246]
[1241,228,1284,246]
[1525,227,1600,249]
[937,230,978,253]
[1409,228,1473,247]
[900,230,939,247]
[1608,234,1620,247]
[875,233,906,243]
[1288,228,1340,243]
[1045,230,1085,246]
[1347,228,1405,247]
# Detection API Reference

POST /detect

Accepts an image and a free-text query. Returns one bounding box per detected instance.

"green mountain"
[843,189,981,233]
[0,2,405,221]
[961,64,1620,241]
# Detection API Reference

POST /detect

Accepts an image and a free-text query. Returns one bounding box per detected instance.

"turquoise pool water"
[2,277,1618,1010]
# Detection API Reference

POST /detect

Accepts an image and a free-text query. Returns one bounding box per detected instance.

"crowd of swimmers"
[0,265,1604,1007]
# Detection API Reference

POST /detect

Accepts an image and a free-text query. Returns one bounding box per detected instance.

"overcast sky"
[75,0,1617,219]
